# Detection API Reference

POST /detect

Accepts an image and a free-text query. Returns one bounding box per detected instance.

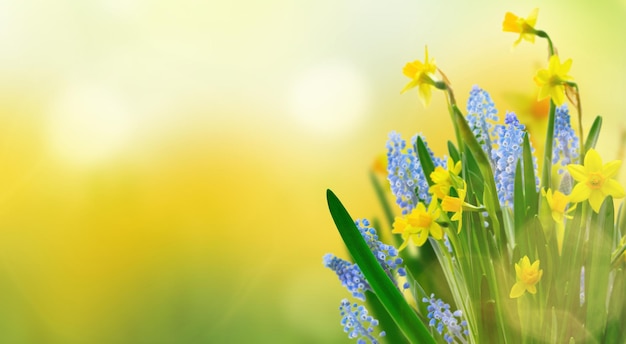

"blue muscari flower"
[356,219,406,280]
[466,86,499,160]
[492,112,527,208]
[423,294,469,343]
[324,219,407,300]
[339,299,385,344]
[553,105,580,173]
[387,131,432,214]
[324,254,370,301]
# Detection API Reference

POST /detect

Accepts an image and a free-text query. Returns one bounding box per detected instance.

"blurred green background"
[0,0,625,342]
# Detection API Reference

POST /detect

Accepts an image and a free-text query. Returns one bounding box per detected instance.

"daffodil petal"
[398,238,409,251]
[402,61,420,78]
[551,85,565,106]
[430,224,443,240]
[502,12,520,32]
[526,8,539,27]
[588,190,605,213]
[510,282,526,298]
[548,55,561,72]
[567,164,587,182]
[584,149,603,174]
[531,260,540,270]
[534,70,550,84]
[603,160,622,179]
[569,183,591,203]
[401,79,419,94]
[527,284,537,295]
[560,58,573,75]
[414,231,428,247]
[602,178,625,199]
[522,33,536,43]
[419,83,432,107]
[515,263,522,280]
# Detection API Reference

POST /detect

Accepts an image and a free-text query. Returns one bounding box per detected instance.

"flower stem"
[541,100,556,190]
[535,30,555,57]
[566,81,585,158]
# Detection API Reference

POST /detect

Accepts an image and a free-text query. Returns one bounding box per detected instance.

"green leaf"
[448,140,460,162]
[415,136,436,187]
[326,190,435,344]
[541,100,557,190]
[584,116,602,153]
[452,106,502,239]
[365,291,409,344]
[513,159,526,250]
[480,275,497,344]
[369,171,395,229]
[585,197,614,341]
[604,268,625,343]
[522,133,538,216]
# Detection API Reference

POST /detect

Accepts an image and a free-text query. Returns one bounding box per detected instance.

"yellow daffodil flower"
[392,201,442,250]
[441,184,467,232]
[534,55,574,106]
[502,8,539,47]
[510,256,543,298]
[542,188,576,223]
[541,188,576,254]
[567,148,625,213]
[430,158,462,200]
[401,46,437,107]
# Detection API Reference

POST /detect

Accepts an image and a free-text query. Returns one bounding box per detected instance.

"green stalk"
[435,80,464,149]
[541,100,556,190]
[369,171,395,228]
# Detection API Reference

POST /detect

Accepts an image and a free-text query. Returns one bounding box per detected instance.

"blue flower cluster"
[387,131,438,214]
[466,85,499,159]
[492,112,527,207]
[356,219,406,282]
[324,219,408,302]
[323,254,370,301]
[423,294,469,343]
[553,105,580,173]
[339,299,385,344]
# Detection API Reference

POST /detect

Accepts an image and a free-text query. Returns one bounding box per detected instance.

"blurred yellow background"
[0,0,625,343]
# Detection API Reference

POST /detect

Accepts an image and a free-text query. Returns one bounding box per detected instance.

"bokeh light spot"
[47,83,135,167]
[290,61,368,135]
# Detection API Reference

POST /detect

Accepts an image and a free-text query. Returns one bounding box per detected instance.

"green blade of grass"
[584,116,602,153]
[541,100,557,190]
[415,136,436,186]
[326,190,435,344]
[365,290,409,344]
[448,140,460,162]
[604,268,625,343]
[585,197,614,341]
[453,105,502,238]
[522,133,538,216]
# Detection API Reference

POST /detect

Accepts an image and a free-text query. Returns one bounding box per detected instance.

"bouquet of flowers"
[323,9,626,344]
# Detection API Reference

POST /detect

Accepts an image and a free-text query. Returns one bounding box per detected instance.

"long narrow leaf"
[584,116,602,153]
[522,133,538,216]
[416,136,436,186]
[586,197,614,341]
[326,190,435,344]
